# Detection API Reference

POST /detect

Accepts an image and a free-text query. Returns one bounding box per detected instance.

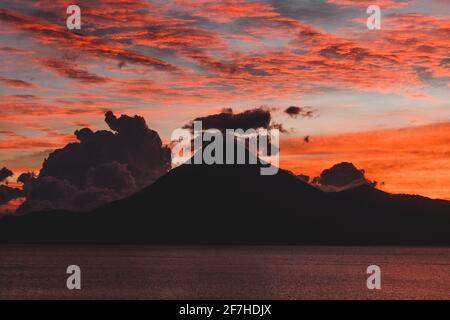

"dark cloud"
[312,162,376,192]
[87,162,136,193]
[18,172,36,185]
[118,60,127,69]
[182,107,282,160]
[0,167,24,206]
[0,167,13,182]
[18,111,171,214]
[284,106,317,118]
[184,107,273,131]
[0,185,24,205]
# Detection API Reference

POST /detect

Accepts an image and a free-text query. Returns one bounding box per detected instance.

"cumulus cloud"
[87,161,136,193]
[18,111,171,214]
[312,162,376,191]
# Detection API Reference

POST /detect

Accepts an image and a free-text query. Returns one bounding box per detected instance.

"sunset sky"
[0,0,449,200]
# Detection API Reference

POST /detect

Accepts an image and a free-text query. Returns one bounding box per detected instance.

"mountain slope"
[0,159,449,245]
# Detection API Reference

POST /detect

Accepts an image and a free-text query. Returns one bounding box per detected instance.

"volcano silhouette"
[1,144,450,245]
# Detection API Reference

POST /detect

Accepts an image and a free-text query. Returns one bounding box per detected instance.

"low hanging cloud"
[0,167,24,206]
[312,162,376,192]
[0,167,13,182]
[0,185,23,205]
[181,107,284,161]
[284,106,317,118]
[18,111,171,214]
[184,107,273,131]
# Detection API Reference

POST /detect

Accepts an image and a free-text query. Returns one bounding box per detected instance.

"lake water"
[0,246,449,299]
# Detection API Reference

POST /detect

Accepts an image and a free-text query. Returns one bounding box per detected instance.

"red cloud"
[0,8,177,71]
[0,77,37,89]
[38,58,110,84]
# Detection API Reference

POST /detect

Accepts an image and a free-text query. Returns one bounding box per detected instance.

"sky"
[0,0,449,200]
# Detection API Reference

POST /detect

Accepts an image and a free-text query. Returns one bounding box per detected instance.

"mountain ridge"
[0,158,449,245]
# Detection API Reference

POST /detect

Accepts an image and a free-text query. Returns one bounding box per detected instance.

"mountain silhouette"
[1,146,450,245]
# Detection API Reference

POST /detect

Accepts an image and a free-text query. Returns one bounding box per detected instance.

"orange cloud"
[1,1,448,107]
[280,122,450,200]
[0,133,75,150]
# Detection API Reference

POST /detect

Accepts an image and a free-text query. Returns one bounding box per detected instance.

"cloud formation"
[0,0,449,201]
[0,77,37,89]
[0,168,24,206]
[280,122,450,199]
[39,58,110,84]
[0,185,23,206]
[312,162,376,191]
[284,106,317,118]
[185,107,273,131]
[18,111,171,213]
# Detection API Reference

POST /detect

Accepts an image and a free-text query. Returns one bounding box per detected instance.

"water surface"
[0,246,449,299]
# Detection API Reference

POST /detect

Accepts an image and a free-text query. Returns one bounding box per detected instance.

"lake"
[0,246,449,299]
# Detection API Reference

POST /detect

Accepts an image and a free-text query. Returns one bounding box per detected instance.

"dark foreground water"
[0,246,449,299]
